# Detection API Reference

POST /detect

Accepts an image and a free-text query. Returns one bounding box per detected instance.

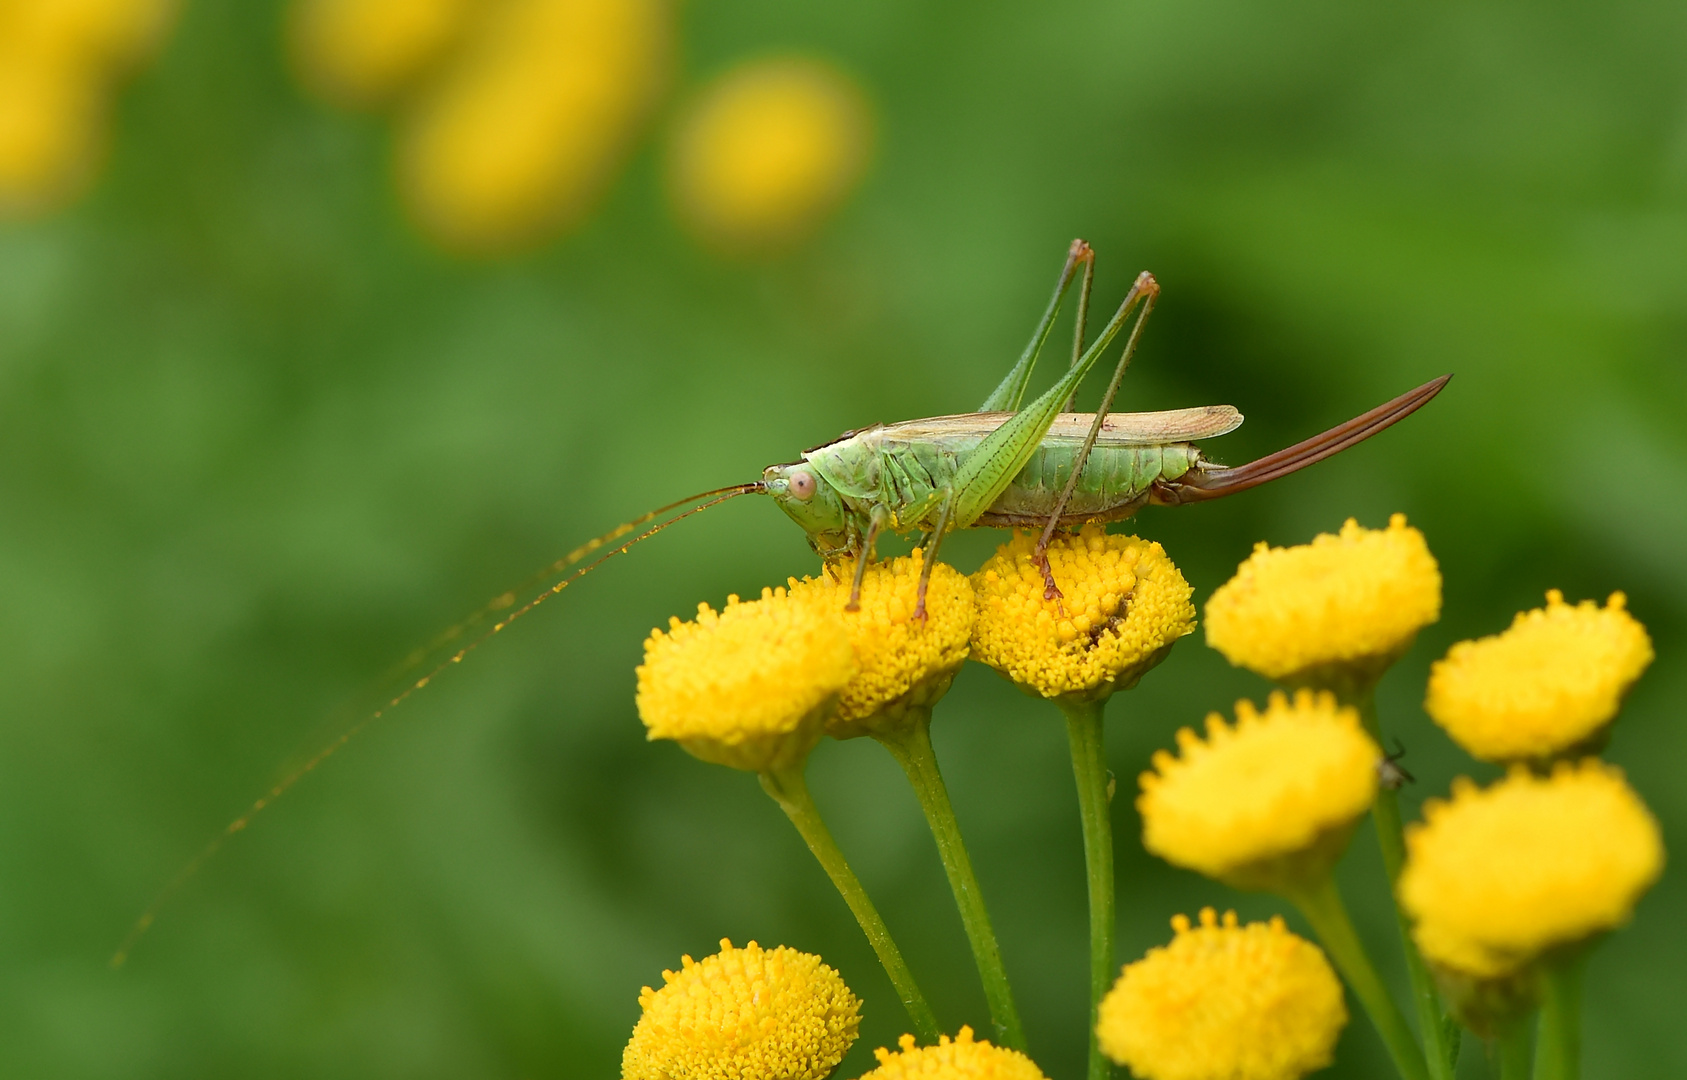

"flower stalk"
[759,762,942,1044]
[1493,1020,1533,1080]
[1534,953,1585,1080]
[1059,697,1115,1080]
[1345,684,1458,1080]
[876,710,1027,1052]
[1288,873,1430,1080]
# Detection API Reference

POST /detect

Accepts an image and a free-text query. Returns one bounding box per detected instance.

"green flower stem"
[1058,697,1114,1080]
[759,762,942,1044]
[1534,954,1585,1080]
[876,711,1027,1052]
[1289,873,1431,1080]
[1494,1020,1533,1080]
[1347,686,1457,1080]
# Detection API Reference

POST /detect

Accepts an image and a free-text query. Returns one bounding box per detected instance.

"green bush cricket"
[116,238,1447,963]
[762,238,1448,614]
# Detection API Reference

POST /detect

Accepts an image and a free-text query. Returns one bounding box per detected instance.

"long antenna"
[112,482,765,967]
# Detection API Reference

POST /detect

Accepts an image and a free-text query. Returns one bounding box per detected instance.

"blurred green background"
[2,1,1684,1077]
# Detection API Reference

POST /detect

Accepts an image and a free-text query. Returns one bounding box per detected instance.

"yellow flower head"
[1400,760,1664,978]
[669,56,871,253]
[790,550,973,738]
[1097,909,1346,1080]
[0,0,176,217]
[289,0,477,109]
[2,0,176,71]
[399,0,670,254]
[0,55,101,215]
[971,527,1195,702]
[1205,514,1441,684]
[622,939,861,1080]
[1138,690,1379,890]
[856,1026,1047,1080]
[1425,591,1653,763]
[636,587,855,772]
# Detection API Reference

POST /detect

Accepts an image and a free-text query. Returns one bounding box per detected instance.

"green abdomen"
[989,443,1198,521]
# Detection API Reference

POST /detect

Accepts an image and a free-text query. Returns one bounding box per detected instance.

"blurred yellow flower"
[0,56,101,214]
[0,0,176,216]
[399,0,669,253]
[1400,760,1664,978]
[1205,514,1441,684]
[288,0,478,109]
[857,1026,1047,1080]
[791,551,973,737]
[636,587,855,772]
[622,938,861,1080]
[1097,908,1346,1080]
[971,527,1194,701]
[1138,690,1378,891]
[669,56,871,253]
[1425,590,1652,763]
[2,0,175,71]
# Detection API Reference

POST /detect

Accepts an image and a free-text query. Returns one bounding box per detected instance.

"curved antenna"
[113,482,765,967]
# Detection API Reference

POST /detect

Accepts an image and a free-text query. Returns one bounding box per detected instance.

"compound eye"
[790,470,816,500]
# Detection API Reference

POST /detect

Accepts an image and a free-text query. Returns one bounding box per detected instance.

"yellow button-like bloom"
[856,1026,1047,1080]
[971,527,1195,702]
[3,0,176,71]
[1205,514,1441,684]
[0,0,176,216]
[0,56,100,215]
[1425,590,1653,763]
[1400,760,1664,978]
[1138,690,1379,890]
[1097,909,1346,1080]
[790,551,973,738]
[289,0,477,109]
[622,939,861,1080]
[399,0,669,253]
[636,587,855,772]
[669,56,871,253]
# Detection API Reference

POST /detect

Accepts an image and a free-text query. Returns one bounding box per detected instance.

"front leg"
[846,503,891,611]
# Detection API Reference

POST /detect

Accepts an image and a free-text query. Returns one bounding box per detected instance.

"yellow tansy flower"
[0,55,101,215]
[971,527,1195,702]
[636,587,855,772]
[1205,514,1441,685]
[2,0,176,71]
[1097,909,1346,1080]
[1138,690,1379,891]
[669,56,871,254]
[791,551,973,738]
[855,1026,1047,1080]
[622,939,861,1080]
[0,0,176,216]
[398,0,669,253]
[1400,760,1664,978]
[1425,590,1653,763]
[288,0,478,109]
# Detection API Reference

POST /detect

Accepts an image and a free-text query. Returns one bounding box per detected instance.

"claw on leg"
[1035,554,1064,603]
[1032,543,1065,606]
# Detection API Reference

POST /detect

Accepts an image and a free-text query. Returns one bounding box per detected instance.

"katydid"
[761,239,1448,615]
[116,239,1446,962]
